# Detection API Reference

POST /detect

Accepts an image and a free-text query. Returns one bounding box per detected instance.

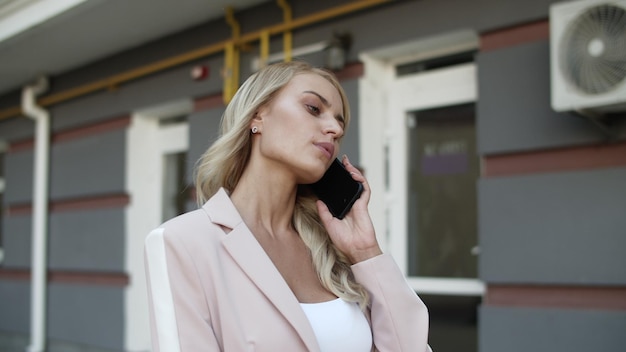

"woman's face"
[253,72,345,184]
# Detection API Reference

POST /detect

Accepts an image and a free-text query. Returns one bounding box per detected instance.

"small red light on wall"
[191,65,209,81]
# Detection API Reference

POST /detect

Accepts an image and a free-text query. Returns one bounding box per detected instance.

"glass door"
[407,103,480,351]
[407,103,478,279]
[387,62,483,352]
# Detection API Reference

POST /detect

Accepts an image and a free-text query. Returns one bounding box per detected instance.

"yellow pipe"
[0,0,391,121]
[0,106,22,121]
[223,42,235,105]
[283,32,292,62]
[224,7,241,104]
[240,0,389,42]
[225,7,240,39]
[277,0,292,62]
[259,30,270,68]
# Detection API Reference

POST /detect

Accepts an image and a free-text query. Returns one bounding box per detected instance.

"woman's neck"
[230,164,298,239]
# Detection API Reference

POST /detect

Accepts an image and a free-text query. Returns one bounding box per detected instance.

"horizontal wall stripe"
[194,93,224,112]
[53,114,130,144]
[333,61,364,81]
[8,137,37,153]
[7,114,130,153]
[486,285,626,311]
[6,193,130,216]
[0,269,28,281]
[50,271,129,286]
[480,19,549,52]
[483,142,626,177]
[0,269,129,286]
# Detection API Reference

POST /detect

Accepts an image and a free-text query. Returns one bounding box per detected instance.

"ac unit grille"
[559,4,626,95]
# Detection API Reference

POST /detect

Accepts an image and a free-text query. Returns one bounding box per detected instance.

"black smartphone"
[310,158,363,219]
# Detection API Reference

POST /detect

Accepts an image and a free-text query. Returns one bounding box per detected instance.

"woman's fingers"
[341,155,370,202]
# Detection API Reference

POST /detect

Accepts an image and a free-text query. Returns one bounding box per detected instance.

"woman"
[144,61,431,351]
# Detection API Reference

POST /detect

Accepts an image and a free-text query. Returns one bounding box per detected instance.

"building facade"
[0,0,625,351]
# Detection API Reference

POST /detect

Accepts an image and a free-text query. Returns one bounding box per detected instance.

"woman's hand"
[316,155,383,264]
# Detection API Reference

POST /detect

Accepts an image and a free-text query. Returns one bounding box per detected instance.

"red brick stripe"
[486,284,626,311]
[483,142,626,177]
[6,193,130,216]
[0,268,129,286]
[333,61,364,81]
[53,114,130,144]
[50,270,129,286]
[8,114,130,153]
[480,19,549,52]
[194,93,224,112]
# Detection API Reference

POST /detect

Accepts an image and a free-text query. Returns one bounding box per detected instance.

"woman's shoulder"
[152,208,217,245]
[161,207,209,231]
[157,188,238,243]
[160,189,230,229]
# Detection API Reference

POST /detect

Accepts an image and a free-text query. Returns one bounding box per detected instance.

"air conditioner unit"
[550,0,626,114]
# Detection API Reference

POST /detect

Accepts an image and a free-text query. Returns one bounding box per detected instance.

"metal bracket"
[574,109,624,142]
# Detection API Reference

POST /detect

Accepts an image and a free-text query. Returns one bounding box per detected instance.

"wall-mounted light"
[190,65,210,81]
[325,32,352,71]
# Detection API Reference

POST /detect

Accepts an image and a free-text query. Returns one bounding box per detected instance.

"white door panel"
[361,59,483,296]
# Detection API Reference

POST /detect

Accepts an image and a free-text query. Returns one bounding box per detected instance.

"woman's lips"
[315,142,335,159]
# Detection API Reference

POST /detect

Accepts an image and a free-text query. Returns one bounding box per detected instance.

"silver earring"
[251,126,259,134]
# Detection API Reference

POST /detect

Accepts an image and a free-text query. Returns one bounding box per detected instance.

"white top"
[300,298,372,352]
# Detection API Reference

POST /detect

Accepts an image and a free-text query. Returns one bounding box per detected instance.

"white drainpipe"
[21,76,50,352]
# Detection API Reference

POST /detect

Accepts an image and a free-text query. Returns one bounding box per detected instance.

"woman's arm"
[352,254,431,352]
[144,228,221,351]
[318,156,431,350]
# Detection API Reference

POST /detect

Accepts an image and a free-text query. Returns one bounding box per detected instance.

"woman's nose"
[323,116,344,137]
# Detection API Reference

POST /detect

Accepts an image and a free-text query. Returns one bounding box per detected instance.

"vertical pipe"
[277,0,292,62]
[21,77,50,352]
[224,7,241,104]
[259,30,270,69]
[223,42,235,105]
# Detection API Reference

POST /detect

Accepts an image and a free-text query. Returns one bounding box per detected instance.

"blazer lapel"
[203,189,320,351]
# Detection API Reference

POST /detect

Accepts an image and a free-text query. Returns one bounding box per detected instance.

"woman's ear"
[251,105,267,129]
[252,111,263,122]
[253,103,269,122]
[250,111,264,134]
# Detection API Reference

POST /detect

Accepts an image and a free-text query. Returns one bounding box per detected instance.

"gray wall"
[0,281,29,333]
[1,120,128,349]
[477,41,607,153]
[47,284,124,351]
[479,167,626,285]
[476,20,626,352]
[0,282,123,352]
[480,306,626,352]
[4,128,126,204]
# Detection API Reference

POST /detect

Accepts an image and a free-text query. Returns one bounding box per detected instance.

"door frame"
[124,99,191,350]
[359,31,484,296]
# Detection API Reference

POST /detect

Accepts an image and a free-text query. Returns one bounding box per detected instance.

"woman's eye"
[306,104,320,115]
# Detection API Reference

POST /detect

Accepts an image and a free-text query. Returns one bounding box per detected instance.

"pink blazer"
[144,188,431,351]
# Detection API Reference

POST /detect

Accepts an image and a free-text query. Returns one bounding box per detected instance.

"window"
[407,103,479,278]
[162,151,188,221]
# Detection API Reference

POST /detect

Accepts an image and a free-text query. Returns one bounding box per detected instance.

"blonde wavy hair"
[194,61,369,309]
